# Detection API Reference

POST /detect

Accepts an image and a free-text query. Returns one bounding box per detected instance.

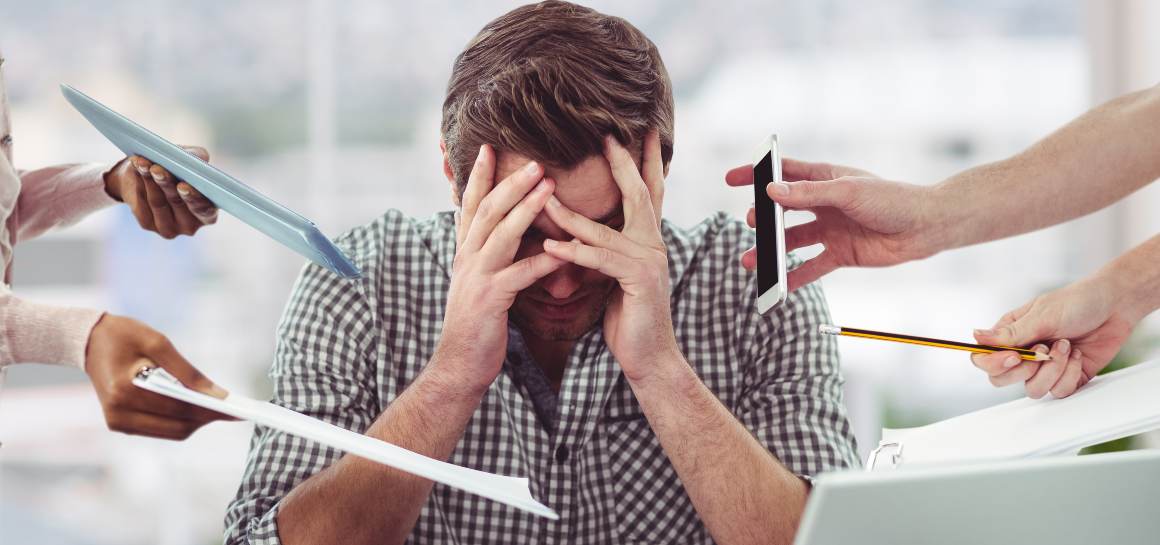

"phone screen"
[753,149,780,296]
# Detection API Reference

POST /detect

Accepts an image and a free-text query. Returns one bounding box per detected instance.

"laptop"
[795,449,1160,545]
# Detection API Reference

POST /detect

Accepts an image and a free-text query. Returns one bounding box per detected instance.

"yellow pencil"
[818,325,1051,361]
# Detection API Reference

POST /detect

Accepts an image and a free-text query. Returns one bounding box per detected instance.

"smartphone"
[754,134,788,313]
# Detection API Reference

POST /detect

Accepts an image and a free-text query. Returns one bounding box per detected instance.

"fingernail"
[177,186,190,197]
[974,328,995,337]
[1004,355,1020,368]
[1058,339,1070,355]
[208,384,228,399]
[477,145,486,160]
[546,195,561,208]
[545,239,559,249]
[769,182,790,196]
[525,161,539,174]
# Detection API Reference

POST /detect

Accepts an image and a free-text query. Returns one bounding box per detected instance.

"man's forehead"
[494,150,636,221]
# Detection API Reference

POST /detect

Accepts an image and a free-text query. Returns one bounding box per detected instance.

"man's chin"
[511,300,605,341]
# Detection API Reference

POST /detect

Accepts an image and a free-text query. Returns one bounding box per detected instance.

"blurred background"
[1,0,1158,543]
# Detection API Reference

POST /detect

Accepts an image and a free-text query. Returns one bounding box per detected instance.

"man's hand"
[85,314,233,440]
[725,160,939,291]
[103,146,218,239]
[437,145,564,392]
[542,131,678,382]
[970,276,1138,399]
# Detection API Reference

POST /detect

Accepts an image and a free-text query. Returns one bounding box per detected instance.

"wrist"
[1098,244,1160,323]
[914,183,958,259]
[622,345,694,393]
[425,344,496,400]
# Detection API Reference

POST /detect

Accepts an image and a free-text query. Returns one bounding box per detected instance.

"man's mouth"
[528,295,589,319]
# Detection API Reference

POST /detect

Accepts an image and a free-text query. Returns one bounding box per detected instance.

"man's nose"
[540,263,584,300]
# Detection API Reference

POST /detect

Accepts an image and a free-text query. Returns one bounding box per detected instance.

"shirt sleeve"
[0,285,104,369]
[12,163,118,243]
[734,274,862,478]
[223,255,381,545]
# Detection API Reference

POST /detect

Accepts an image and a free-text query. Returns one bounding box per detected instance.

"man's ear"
[439,137,461,207]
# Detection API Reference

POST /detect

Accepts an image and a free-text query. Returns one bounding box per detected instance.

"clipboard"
[865,359,1160,471]
[133,367,558,519]
[61,84,361,279]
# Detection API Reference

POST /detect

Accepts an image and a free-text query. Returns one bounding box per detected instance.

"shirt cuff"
[0,291,105,371]
[65,162,121,210]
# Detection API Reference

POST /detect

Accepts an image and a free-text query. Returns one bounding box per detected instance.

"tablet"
[61,84,361,279]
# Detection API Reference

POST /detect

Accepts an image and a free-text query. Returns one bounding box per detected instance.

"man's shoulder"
[332,209,456,279]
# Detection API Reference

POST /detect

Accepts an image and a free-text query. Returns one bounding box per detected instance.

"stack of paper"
[133,368,558,519]
[867,359,1160,470]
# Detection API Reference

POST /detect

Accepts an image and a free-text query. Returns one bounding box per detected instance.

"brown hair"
[441,1,674,197]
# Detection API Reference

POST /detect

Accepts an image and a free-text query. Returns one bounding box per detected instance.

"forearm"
[628,353,808,545]
[1102,234,1160,322]
[275,354,487,545]
[926,84,1160,252]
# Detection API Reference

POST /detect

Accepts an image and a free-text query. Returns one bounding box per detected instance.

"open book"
[867,359,1160,471]
[133,367,558,519]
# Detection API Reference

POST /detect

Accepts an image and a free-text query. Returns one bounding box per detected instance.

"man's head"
[440,1,674,342]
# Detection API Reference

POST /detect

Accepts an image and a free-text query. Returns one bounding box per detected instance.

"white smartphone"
[754,134,788,313]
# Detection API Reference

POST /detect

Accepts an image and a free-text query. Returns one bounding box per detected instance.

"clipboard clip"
[867,441,904,470]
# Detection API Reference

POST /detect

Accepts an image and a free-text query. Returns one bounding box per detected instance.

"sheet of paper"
[133,368,558,519]
[869,359,1160,470]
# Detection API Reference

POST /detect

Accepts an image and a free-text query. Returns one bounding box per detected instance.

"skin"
[103,146,218,238]
[84,148,229,438]
[725,84,1160,398]
[277,132,808,545]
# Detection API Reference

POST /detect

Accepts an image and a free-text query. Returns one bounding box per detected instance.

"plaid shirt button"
[555,444,570,463]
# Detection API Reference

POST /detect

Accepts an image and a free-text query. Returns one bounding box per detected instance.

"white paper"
[133,368,558,519]
[868,359,1160,470]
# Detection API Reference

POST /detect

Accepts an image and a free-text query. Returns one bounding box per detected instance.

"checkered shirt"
[223,209,860,544]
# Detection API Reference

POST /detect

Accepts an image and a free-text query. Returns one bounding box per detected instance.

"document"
[133,367,558,519]
[867,359,1160,470]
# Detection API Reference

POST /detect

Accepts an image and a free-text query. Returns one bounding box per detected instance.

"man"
[0,49,229,440]
[225,2,858,544]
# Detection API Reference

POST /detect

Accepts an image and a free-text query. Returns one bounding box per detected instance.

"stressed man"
[225,2,858,544]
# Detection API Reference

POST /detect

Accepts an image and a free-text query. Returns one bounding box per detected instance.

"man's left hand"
[104,146,218,238]
[542,131,680,382]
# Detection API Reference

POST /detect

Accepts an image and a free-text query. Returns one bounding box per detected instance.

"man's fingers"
[603,135,656,234]
[543,195,639,256]
[725,164,754,187]
[458,145,496,246]
[786,252,839,292]
[480,178,555,263]
[494,252,566,293]
[542,238,636,280]
[462,160,542,252]
[641,130,665,225]
[1051,347,1086,399]
[1024,340,1070,399]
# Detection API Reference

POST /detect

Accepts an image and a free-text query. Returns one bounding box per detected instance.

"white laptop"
[795,449,1160,545]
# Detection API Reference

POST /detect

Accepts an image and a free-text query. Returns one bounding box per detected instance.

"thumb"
[142,336,228,399]
[768,178,856,210]
[974,314,1047,349]
[181,145,210,162]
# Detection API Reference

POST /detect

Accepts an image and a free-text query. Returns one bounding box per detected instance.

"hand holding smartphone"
[753,134,788,313]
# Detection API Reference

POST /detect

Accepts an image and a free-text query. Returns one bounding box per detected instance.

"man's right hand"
[85,314,233,440]
[435,144,563,392]
[725,159,941,291]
